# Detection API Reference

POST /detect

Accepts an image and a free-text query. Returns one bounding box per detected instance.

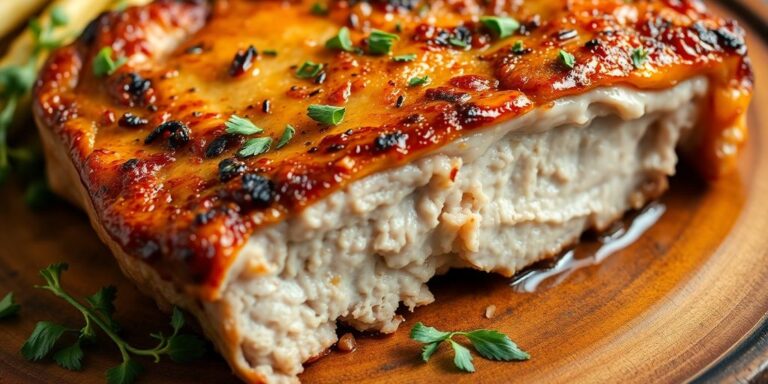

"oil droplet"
[510,202,667,293]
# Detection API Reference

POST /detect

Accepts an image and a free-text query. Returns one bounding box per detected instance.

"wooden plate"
[1,1,767,382]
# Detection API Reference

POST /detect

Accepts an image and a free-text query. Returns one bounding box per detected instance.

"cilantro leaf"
[53,342,84,371]
[21,321,69,361]
[368,29,399,55]
[449,340,475,373]
[0,292,20,319]
[479,16,520,39]
[106,359,143,384]
[466,329,530,361]
[166,334,206,363]
[410,322,450,344]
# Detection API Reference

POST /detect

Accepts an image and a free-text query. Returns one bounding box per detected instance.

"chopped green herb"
[631,47,649,69]
[408,75,430,87]
[238,137,272,158]
[326,27,354,52]
[296,61,324,79]
[93,47,127,77]
[21,264,205,384]
[262,49,278,56]
[276,125,296,149]
[225,115,263,136]
[392,53,417,62]
[410,322,529,373]
[368,29,400,55]
[479,16,520,39]
[448,38,469,48]
[558,49,576,69]
[307,104,345,125]
[0,292,20,319]
[512,40,525,54]
[310,2,328,16]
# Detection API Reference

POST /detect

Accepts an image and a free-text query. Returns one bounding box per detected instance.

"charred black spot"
[314,71,327,84]
[229,45,258,77]
[118,112,148,128]
[124,73,151,99]
[395,94,405,108]
[121,158,140,172]
[144,121,191,149]
[238,173,275,207]
[81,13,107,45]
[585,39,602,49]
[327,143,345,153]
[218,158,246,182]
[714,27,746,52]
[374,132,407,151]
[194,210,217,225]
[425,87,471,104]
[205,135,230,158]
[402,114,425,124]
[262,99,271,113]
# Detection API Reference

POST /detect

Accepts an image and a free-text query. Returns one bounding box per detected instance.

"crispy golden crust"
[33,0,752,293]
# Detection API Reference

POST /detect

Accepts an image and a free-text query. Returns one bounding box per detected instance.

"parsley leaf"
[93,47,127,77]
[479,16,520,39]
[408,76,430,87]
[23,264,206,384]
[512,40,525,54]
[421,342,441,362]
[559,50,576,69]
[466,329,530,361]
[410,322,529,373]
[307,104,345,125]
[276,125,295,149]
[166,334,206,363]
[0,292,20,319]
[392,53,417,62]
[449,340,475,372]
[238,137,272,158]
[53,342,84,371]
[21,321,70,361]
[310,2,328,16]
[225,115,263,136]
[296,61,323,79]
[326,27,354,52]
[106,359,143,384]
[368,30,399,55]
[410,322,451,344]
[632,47,649,69]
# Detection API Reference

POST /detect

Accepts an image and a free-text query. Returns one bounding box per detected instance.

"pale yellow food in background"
[0,0,152,130]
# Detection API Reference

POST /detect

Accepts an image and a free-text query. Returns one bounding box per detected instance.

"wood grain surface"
[1,1,768,383]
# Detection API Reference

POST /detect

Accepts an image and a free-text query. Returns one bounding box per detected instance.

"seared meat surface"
[33,0,752,382]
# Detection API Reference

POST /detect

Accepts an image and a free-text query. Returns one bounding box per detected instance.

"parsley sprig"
[21,264,205,384]
[0,292,21,319]
[410,322,529,372]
